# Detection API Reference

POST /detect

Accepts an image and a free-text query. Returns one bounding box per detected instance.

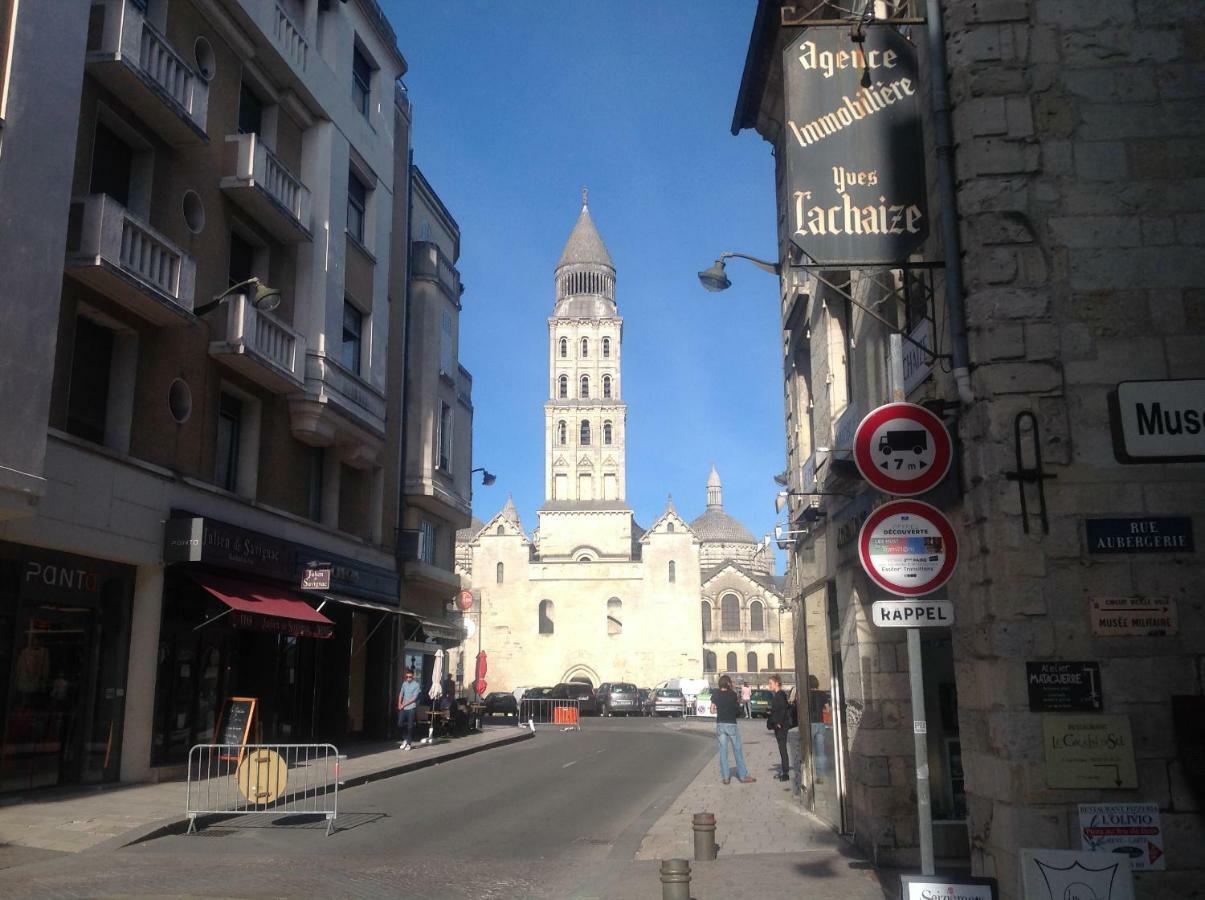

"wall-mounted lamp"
[471,467,497,486]
[774,489,854,514]
[193,277,281,317]
[697,251,780,293]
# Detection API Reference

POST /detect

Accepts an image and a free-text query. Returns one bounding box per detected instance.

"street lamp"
[696,251,780,292]
[193,277,281,317]
[470,467,497,486]
[774,489,854,514]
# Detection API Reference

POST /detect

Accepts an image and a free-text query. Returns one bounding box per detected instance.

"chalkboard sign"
[215,696,256,759]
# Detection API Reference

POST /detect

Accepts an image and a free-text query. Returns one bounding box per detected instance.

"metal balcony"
[65,194,196,324]
[208,294,305,392]
[221,133,312,242]
[85,0,209,146]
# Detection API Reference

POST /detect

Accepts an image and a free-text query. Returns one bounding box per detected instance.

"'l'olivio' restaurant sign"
[783,27,928,264]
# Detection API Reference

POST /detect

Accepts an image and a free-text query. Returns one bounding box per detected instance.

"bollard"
[692,811,717,861]
[659,858,691,900]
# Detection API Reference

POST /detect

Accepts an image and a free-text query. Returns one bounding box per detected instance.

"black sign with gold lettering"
[782,26,929,264]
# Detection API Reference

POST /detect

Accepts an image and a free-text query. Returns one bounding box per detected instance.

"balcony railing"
[221,133,311,242]
[273,2,308,71]
[208,294,305,392]
[65,193,196,324]
[411,241,462,301]
[85,0,208,145]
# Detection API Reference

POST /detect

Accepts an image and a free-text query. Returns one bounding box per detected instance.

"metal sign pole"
[889,333,935,875]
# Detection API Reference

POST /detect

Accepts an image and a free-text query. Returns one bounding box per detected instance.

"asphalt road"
[0,717,716,899]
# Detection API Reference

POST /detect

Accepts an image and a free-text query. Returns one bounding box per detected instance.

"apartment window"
[602,375,612,399]
[215,393,242,492]
[579,419,590,446]
[538,599,554,635]
[747,652,758,674]
[579,375,589,399]
[557,420,567,445]
[341,301,363,374]
[726,651,738,673]
[607,598,622,636]
[352,45,372,117]
[580,337,588,357]
[559,337,567,358]
[603,421,612,445]
[307,447,324,521]
[90,122,133,206]
[65,316,114,443]
[750,600,764,632]
[229,231,256,287]
[602,337,610,358]
[440,309,454,377]
[496,562,504,584]
[558,375,568,399]
[721,594,740,631]
[347,170,367,243]
[238,81,264,135]
[701,601,711,636]
[419,520,436,565]
[668,561,676,583]
[437,402,452,471]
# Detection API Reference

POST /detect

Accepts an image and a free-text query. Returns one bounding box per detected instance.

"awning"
[191,573,334,639]
[420,618,465,643]
[314,593,411,615]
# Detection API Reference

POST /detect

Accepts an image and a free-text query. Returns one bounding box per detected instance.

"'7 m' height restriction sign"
[854,402,952,496]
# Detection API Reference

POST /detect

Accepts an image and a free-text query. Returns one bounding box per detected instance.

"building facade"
[731,1,1205,897]
[0,0,423,790]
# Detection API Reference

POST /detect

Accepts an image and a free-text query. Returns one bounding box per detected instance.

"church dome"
[689,507,758,545]
[556,190,613,270]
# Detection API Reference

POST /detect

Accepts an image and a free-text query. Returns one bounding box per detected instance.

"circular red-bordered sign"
[853,402,952,496]
[858,499,958,597]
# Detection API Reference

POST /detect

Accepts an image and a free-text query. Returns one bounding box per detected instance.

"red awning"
[191,573,334,639]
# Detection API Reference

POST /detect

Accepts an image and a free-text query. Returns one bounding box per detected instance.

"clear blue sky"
[386,2,786,563]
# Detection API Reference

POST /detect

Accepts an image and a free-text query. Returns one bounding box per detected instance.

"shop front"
[151,515,400,767]
[0,543,134,792]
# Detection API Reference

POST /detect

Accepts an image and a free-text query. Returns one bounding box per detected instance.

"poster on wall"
[1078,803,1165,871]
[1019,848,1135,900]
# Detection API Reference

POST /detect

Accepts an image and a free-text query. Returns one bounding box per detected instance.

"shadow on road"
[188,811,387,835]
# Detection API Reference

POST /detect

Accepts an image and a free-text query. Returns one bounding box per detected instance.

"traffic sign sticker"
[854,402,952,496]
[858,500,958,597]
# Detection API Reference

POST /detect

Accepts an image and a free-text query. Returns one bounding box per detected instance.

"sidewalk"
[618,719,892,899]
[0,725,531,864]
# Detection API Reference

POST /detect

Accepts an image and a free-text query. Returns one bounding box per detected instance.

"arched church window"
[701,601,711,635]
[496,562,504,584]
[497,524,504,536]
[559,337,567,358]
[602,375,612,399]
[747,652,758,673]
[602,337,611,358]
[667,522,674,533]
[703,650,717,673]
[558,420,567,445]
[580,419,591,445]
[607,598,622,636]
[749,600,764,632]
[539,600,554,635]
[726,651,738,673]
[721,594,740,631]
[668,561,676,583]
[603,421,612,445]
[767,653,776,670]
[580,337,589,358]
[580,375,589,398]
[558,375,568,399]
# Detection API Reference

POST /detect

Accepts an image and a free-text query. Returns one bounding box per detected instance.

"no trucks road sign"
[859,499,959,597]
[854,402,952,496]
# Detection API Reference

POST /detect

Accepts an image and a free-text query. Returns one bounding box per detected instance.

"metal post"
[889,333,935,875]
[659,859,691,900]
[692,811,717,861]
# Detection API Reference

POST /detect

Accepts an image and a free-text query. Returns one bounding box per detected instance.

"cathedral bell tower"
[544,189,626,505]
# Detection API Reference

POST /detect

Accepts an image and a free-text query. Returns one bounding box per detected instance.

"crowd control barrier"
[517,698,583,730]
[186,743,342,836]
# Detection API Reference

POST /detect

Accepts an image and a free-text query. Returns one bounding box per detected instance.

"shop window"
[750,600,764,632]
[539,599,554,635]
[342,300,363,374]
[607,598,622,636]
[701,601,711,635]
[726,651,738,673]
[747,651,758,673]
[721,594,740,631]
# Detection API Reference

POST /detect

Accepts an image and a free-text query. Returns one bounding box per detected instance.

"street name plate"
[1084,517,1194,554]
[1043,714,1137,789]
[1026,661,1103,712]
[872,599,954,627]
[1090,597,1178,636]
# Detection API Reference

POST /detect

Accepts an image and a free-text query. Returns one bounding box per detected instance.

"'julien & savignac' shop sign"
[783,27,929,264]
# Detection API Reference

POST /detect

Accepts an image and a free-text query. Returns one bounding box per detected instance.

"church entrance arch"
[560,663,600,687]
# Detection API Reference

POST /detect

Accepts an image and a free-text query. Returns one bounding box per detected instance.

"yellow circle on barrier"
[236,749,287,805]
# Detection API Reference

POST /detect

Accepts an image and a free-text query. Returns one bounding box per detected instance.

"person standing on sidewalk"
[740,681,752,718]
[710,675,755,785]
[768,675,793,781]
[397,668,421,750]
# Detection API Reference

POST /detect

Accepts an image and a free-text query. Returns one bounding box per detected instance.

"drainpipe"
[925,0,974,406]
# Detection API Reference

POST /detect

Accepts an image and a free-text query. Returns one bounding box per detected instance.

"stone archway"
[560,663,601,687]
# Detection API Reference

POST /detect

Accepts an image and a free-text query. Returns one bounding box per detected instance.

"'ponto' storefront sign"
[782,27,929,264]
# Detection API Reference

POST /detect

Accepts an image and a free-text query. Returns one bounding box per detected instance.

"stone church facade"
[456,197,793,691]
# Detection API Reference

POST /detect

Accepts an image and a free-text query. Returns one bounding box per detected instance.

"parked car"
[550,681,599,715]
[597,682,641,716]
[694,688,716,717]
[646,688,686,717]
[484,692,518,716]
[749,689,773,717]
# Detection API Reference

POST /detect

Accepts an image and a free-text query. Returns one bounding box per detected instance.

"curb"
[84,729,535,854]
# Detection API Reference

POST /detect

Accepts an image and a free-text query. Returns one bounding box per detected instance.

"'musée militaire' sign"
[782,27,928,264]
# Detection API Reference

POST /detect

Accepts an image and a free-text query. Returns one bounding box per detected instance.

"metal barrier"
[186,743,342,836]
[517,698,583,730]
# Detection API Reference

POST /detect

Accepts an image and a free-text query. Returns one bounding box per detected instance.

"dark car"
[484,692,518,716]
[550,681,599,715]
[597,682,641,716]
[749,689,773,717]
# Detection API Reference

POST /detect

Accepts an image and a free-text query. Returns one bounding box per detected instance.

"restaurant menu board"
[216,696,257,759]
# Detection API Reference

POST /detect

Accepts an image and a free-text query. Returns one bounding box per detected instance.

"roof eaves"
[731,0,782,136]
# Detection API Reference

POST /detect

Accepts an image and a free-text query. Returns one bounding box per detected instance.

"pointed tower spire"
[501,493,520,525]
[706,465,723,510]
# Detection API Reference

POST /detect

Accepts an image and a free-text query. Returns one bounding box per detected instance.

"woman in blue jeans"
[710,675,756,784]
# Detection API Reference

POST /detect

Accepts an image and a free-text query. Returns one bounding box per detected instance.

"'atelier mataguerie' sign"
[783,27,929,264]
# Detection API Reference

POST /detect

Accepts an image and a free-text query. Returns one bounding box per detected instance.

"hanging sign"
[782,26,929,264]
[858,500,958,596]
[1078,803,1165,871]
[853,402,952,495]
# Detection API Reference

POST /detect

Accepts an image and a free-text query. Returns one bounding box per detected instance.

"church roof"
[701,561,784,594]
[689,507,759,544]
[556,192,613,270]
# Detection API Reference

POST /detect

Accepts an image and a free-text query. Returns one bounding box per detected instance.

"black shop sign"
[782,26,929,264]
[1084,517,1194,554]
[1026,661,1103,713]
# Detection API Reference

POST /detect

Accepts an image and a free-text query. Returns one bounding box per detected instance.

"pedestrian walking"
[740,681,752,718]
[397,668,421,750]
[710,674,755,784]
[768,674,794,781]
